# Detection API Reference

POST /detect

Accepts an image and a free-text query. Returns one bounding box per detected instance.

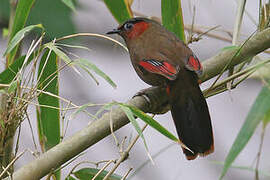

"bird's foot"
[133,86,170,114]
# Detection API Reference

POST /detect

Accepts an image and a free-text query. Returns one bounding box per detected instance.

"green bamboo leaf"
[74,168,122,180]
[221,45,239,52]
[232,0,246,45]
[27,0,76,38]
[0,54,34,86]
[263,109,270,128]
[73,58,117,88]
[44,42,72,64]
[71,61,99,86]
[56,43,91,52]
[37,49,60,151]
[7,0,36,65]
[2,28,9,38]
[122,104,178,142]
[119,104,149,151]
[104,0,133,24]
[220,85,270,179]
[0,56,25,85]
[61,0,76,11]
[4,24,43,56]
[0,118,4,129]
[161,0,186,42]
[65,176,76,180]
[8,80,18,94]
[213,161,270,177]
[71,102,97,119]
[95,102,116,117]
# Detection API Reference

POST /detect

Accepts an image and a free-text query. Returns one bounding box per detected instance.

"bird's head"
[107,17,159,41]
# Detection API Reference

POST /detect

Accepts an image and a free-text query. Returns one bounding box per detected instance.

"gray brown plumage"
[107,17,214,160]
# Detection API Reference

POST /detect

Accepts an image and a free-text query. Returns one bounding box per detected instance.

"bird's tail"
[168,70,214,160]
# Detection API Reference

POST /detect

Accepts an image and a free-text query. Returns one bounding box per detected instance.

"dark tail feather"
[168,70,214,160]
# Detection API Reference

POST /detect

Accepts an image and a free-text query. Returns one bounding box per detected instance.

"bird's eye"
[124,23,134,30]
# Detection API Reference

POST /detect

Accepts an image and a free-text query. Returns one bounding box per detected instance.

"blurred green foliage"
[0,0,76,38]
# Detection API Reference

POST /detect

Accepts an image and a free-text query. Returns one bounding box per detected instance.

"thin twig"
[0,150,26,178]
[25,110,38,152]
[128,142,175,179]
[103,124,148,180]
[110,106,119,147]
[255,125,266,180]
[56,33,128,52]
[205,30,256,94]
[229,0,246,82]
[63,101,72,139]
[65,159,96,178]
[92,160,114,180]
[232,0,246,45]
[204,68,256,98]
[204,58,270,96]
[121,168,133,180]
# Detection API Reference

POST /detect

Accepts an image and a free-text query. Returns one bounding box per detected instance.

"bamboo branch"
[201,28,270,82]
[7,27,270,180]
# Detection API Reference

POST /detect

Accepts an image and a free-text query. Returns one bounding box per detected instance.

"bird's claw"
[133,87,170,114]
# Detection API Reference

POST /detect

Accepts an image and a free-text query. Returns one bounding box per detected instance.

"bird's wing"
[155,38,203,77]
[139,59,179,80]
[184,54,203,76]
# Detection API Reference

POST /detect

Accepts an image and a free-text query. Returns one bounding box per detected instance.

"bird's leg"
[133,86,170,114]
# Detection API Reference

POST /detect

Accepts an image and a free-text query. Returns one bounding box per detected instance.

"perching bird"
[107,17,214,160]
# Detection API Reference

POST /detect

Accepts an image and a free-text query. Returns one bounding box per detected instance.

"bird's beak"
[106,29,121,35]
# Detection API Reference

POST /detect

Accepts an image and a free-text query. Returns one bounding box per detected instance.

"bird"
[107,17,214,160]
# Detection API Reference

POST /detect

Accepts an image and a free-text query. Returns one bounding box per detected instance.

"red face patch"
[127,21,149,39]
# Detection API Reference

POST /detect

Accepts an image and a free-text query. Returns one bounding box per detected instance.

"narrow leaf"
[27,0,76,38]
[221,45,239,52]
[232,0,246,45]
[161,0,186,42]
[72,61,99,85]
[104,0,133,24]
[8,80,18,94]
[37,50,61,179]
[120,104,178,142]
[56,43,91,51]
[7,0,36,65]
[71,102,97,119]
[2,28,9,38]
[119,105,149,151]
[65,176,76,180]
[4,24,43,56]
[263,109,270,128]
[73,58,117,88]
[220,85,270,179]
[95,102,116,117]
[37,49,60,151]
[0,54,34,86]
[61,0,76,11]
[45,42,72,64]
[74,168,122,180]
[213,161,270,177]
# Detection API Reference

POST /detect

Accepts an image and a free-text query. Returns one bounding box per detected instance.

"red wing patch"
[186,55,203,76]
[139,59,178,80]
